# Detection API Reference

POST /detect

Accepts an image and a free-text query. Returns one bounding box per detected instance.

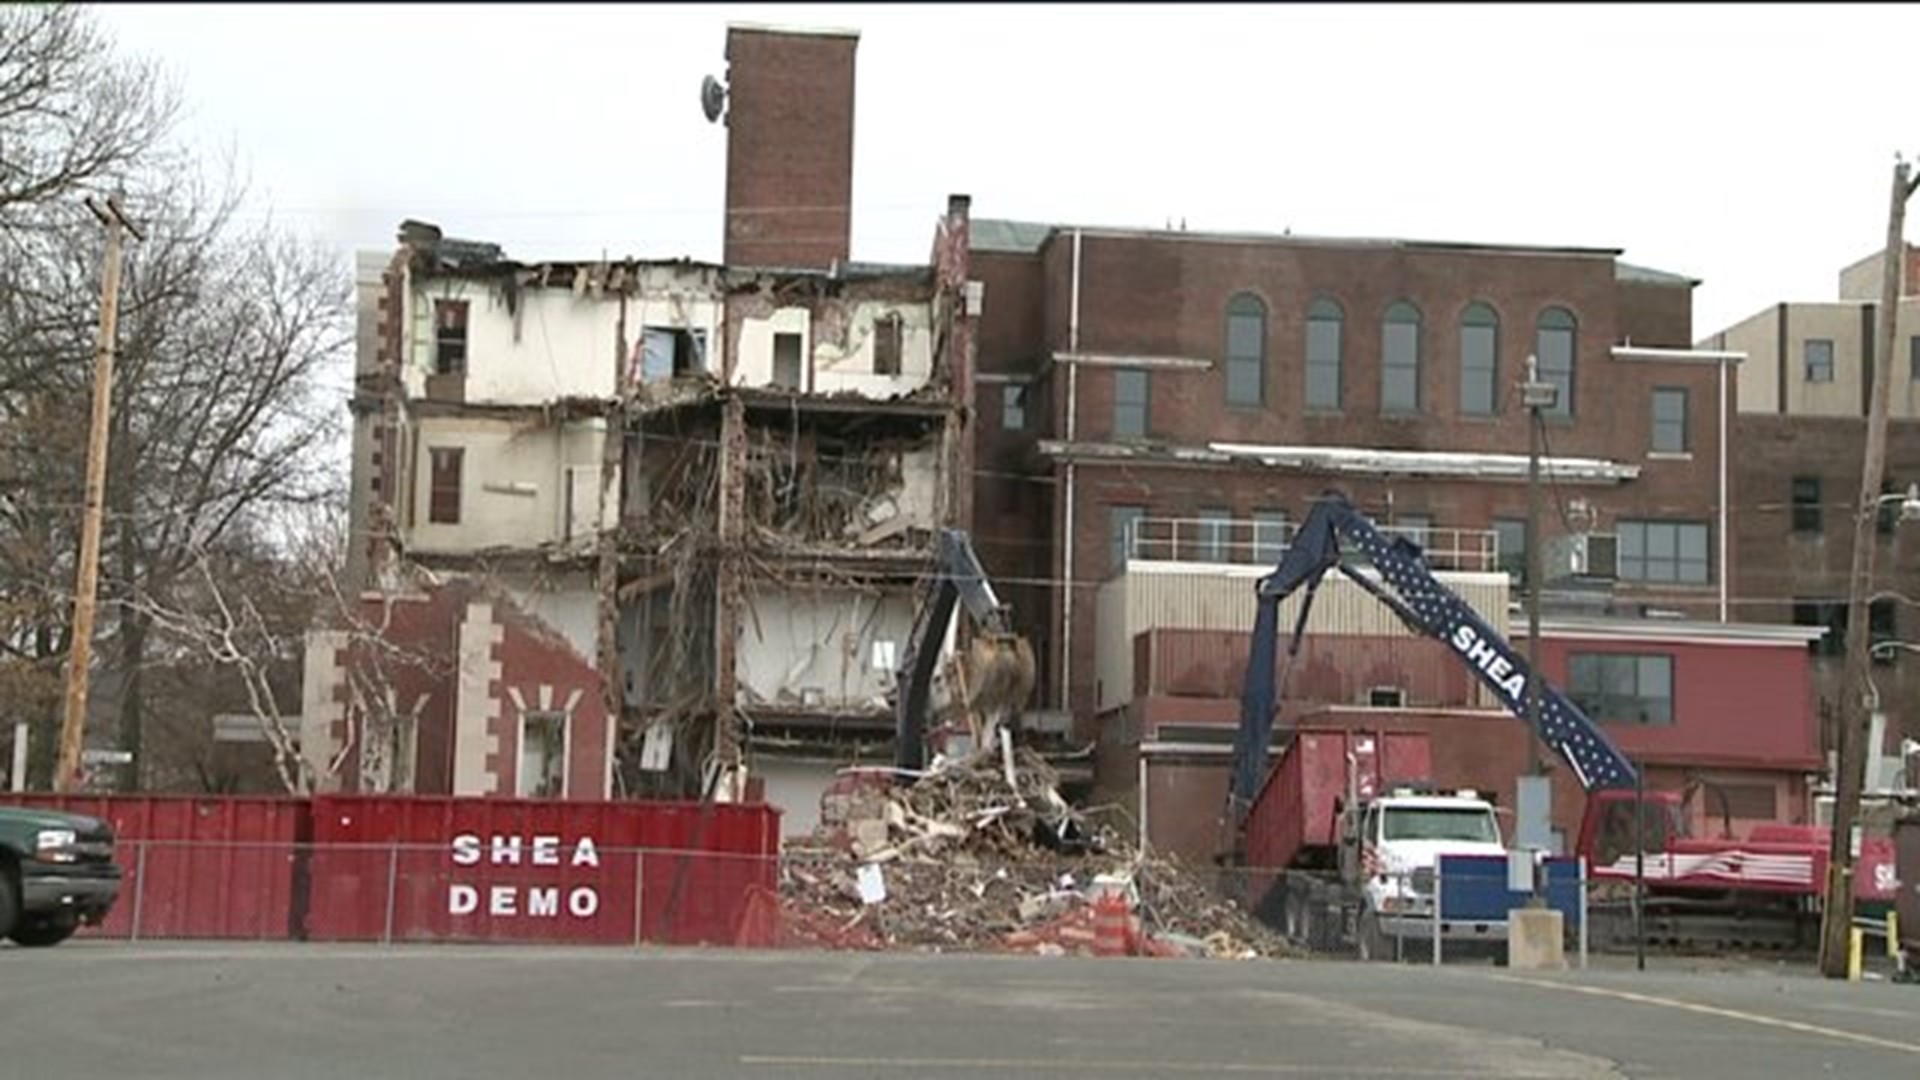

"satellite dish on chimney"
[700,75,728,123]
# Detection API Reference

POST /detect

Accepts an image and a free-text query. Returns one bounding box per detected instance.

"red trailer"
[1245,728,1433,872]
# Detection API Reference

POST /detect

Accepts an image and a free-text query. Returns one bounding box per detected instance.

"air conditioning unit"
[1543,533,1619,581]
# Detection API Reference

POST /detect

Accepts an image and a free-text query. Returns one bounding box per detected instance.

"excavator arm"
[1226,492,1638,850]
[894,528,1035,772]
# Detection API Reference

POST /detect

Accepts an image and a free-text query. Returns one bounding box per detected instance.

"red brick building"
[969,222,1742,731]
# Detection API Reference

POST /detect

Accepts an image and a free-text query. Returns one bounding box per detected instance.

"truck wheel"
[0,864,16,940]
[1357,910,1391,962]
[8,914,78,948]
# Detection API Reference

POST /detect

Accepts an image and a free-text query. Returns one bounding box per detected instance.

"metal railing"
[1124,517,1499,574]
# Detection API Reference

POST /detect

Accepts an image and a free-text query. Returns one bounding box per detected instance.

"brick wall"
[723,27,858,269]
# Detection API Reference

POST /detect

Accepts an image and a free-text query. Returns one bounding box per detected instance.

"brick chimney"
[722,24,859,270]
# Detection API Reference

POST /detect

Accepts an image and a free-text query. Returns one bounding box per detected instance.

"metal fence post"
[1578,856,1589,970]
[1432,857,1443,967]
[381,843,399,946]
[631,848,646,947]
[128,841,148,943]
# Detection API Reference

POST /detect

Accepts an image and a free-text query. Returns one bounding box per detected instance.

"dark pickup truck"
[0,806,122,947]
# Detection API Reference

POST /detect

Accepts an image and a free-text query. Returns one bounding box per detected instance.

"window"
[1305,298,1344,409]
[772,332,804,390]
[1791,476,1823,533]
[1567,652,1674,726]
[1804,338,1834,383]
[1872,597,1898,663]
[518,711,567,798]
[1395,513,1434,553]
[872,315,903,375]
[434,300,469,377]
[428,447,464,525]
[1001,384,1027,431]
[1225,293,1266,407]
[1252,511,1289,564]
[1382,806,1500,843]
[1108,505,1146,571]
[1493,518,1528,584]
[1535,307,1576,418]
[1651,387,1689,453]
[1716,783,1779,821]
[1196,507,1232,562]
[1381,301,1422,413]
[1114,369,1149,438]
[1879,478,1902,537]
[1460,302,1499,416]
[1794,599,1847,657]
[1910,335,1920,381]
[638,326,708,380]
[1617,520,1711,584]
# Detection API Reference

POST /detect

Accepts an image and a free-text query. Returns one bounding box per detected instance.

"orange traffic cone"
[1093,893,1130,958]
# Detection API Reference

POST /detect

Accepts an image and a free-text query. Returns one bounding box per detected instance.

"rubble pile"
[772,748,1299,959]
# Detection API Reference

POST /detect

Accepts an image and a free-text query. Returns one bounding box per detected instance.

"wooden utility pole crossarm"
[1819,159,1920,977]
[54,197,143,793]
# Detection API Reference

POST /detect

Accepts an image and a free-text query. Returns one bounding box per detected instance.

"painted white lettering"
[571,837,601,868]
[527,888,560,918]
[569,887,600,918]
[491,835,523,866]
[489,885,517,916]
[449,884,478,915]
[1501,672,1526,700]
[532,835,561,866]
[1487,656,1512,681]
[451,835,482,867]
[1468,639,1499,668]
[1451,625,1475,652]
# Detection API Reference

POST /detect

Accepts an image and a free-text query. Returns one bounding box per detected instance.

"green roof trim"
[1616,261,1700,287]
[970,219,1055,254]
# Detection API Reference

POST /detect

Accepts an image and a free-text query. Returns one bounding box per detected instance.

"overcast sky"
[95,3,1920,336]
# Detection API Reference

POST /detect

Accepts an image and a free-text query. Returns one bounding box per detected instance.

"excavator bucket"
[966,632,1037,718]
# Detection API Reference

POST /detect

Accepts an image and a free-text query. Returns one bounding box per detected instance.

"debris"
[765,747,1301,960]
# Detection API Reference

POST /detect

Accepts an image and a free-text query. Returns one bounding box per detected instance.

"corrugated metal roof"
[1616,261,1700,287]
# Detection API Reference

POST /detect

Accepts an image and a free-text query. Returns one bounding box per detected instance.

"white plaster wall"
[754,758,841,838]
[495,571,599,662]
[733,307,811,389]
[403,272,722,404]
[732,300,937,396]
[735,589,917,708]
[405,417,614,554]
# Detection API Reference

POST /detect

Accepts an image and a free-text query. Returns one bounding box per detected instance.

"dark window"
[773,332,804,390]
[1804,338,1834,383]
[1225,293,1266,407]
[1791,476,1823,533]
[1109,505,1146,571]
[1910,335,1920,381]
[518,712,567,798]
[1114,369,1149,438]
[1794,599,1847,657]
[1535,307,1576,418]
[429,447,464,525]
[434,300,469,377]
[1879,479,1902,537]
[1872,597,1898,663]
[1305,298,1343,409]
[1396,513,1434,553]
[1567,652,1674,726]
[1381,301,1422,413]
[1252,511,1289,564]
[1196,506,1233,562]
[1618,520,1710,584]
[638,326,709,380]
[1460,303,1499,416]
[1717,783,1778,821]
[1002,384,1027,431]
[1493,518,1528,585]
[1651,387,1689,453]
[872,315,903,375]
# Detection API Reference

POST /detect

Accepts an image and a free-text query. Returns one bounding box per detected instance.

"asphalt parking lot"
[3,943,1915,1079]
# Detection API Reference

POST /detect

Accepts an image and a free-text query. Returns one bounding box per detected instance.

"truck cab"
[1340,789,1505,959]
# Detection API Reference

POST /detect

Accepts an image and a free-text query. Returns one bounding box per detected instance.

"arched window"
[1381,301,1422,413]
[1225,293,1267,407]
[1460,302,1500,416]
[1305,298,1343,409]
[1536,307,1577,418]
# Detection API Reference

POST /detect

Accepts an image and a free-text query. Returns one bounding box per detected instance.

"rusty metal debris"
[766,749,1300,959]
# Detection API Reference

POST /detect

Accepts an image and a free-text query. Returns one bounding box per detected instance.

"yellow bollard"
[1848,927,1864,982]
[1889,911,1901,960]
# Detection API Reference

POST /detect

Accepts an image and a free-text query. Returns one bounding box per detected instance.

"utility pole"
[54,196,142,794]
[1820,158,1920,977]
[1519,356,1558,888]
